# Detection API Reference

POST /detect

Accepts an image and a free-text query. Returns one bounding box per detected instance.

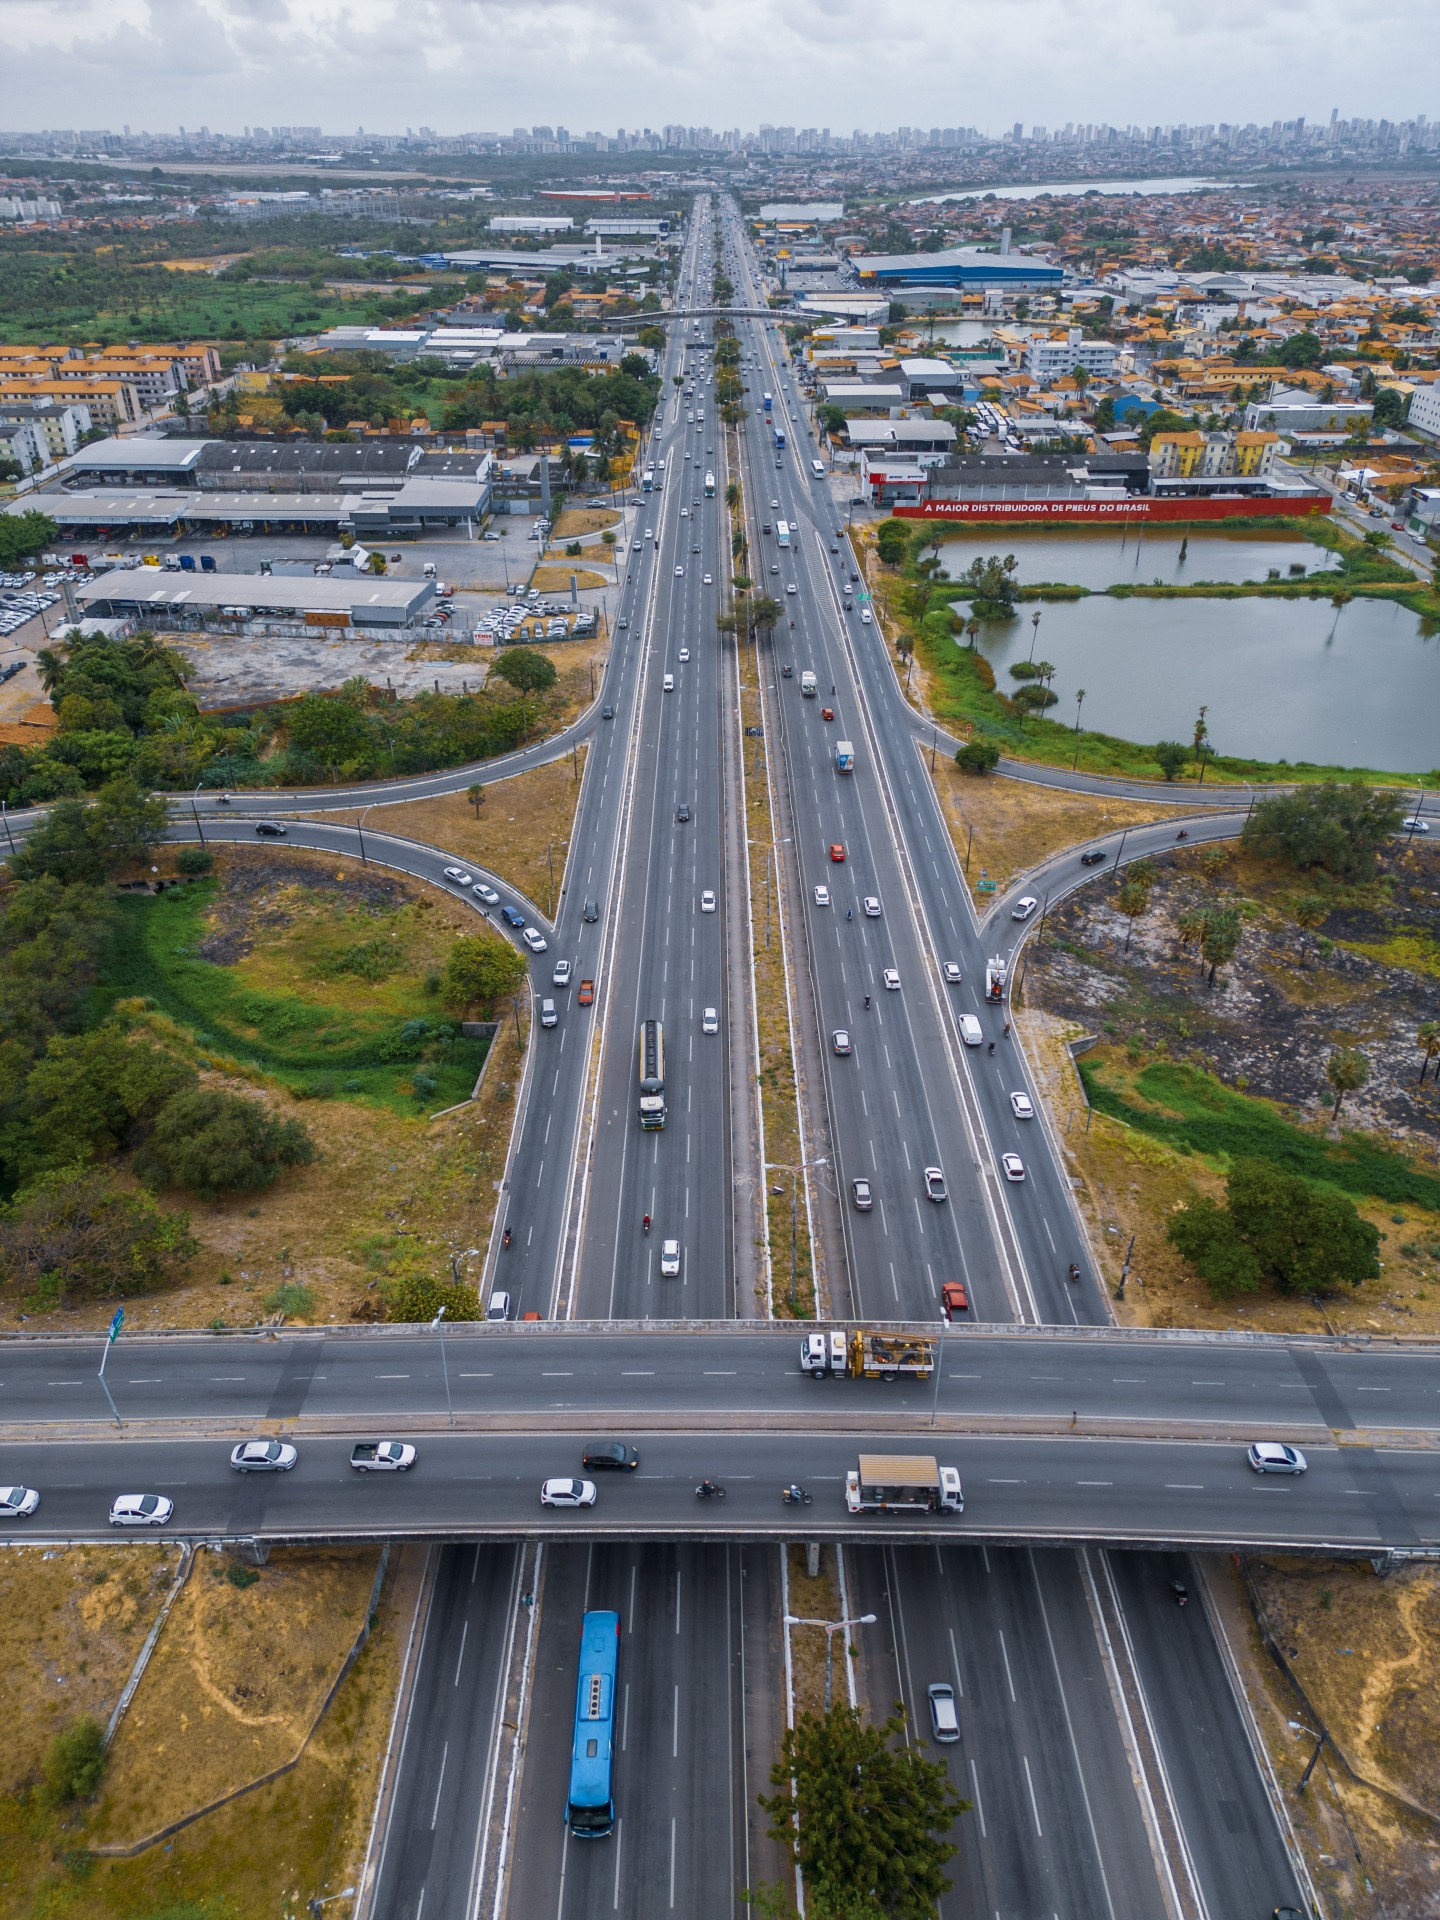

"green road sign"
[976,880,997,893]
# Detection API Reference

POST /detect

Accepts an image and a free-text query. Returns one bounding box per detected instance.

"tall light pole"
[191,779,206,845]
[430,1306,453,1427]
[785,1612,877,1712]
[356,801,375,867]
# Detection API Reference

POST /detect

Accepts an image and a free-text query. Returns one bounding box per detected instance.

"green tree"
[15,1025,196,1179]
[1152,740,1188,782]
[955,738,1001,775]
[137,1088,315,1198]
[41,1717,107,1806]
[1166,1194,1262,1299]
[442,934,528,1014]
[0,1165,196,1308]
[759,1704,966,1920]
[1290,892,1329,966]
[490,646,558,696]
[1116,863,1155,955]
[466,782,486,818]
[1169,1158,1379,1298]
[0,510,58,571]
[1242,784,1402,882]
[384,1270,483,1324]
[10,777,168,885]
[875,520,911,568]
[1199,902,1241,987]
[1325,1047,1369,1126]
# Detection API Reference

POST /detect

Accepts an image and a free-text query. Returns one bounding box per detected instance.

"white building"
[1244,385,1373,434]
[1025,329,1119,385]
[488,215,574,235]
[0,398,92,472]
[1409,383,1440,441]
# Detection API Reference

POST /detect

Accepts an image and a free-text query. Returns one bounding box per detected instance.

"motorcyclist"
[864,994,871,1010]
[1170,1580,1189,1607]
[846,907,853,921]
[784,1483,806,1504]
[987,1041,995,1055]
[643,1213,651,1235]
[698,1478,719,1498]
[502,1226,512,1248]
[1068,1262,1080,1283]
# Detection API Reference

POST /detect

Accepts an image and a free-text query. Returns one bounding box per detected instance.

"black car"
[582,1440,639,1471]
[1080,849,1107,866]
[254,821,287,837]
[782,664,793,678]
[677,802,692,823]
[500,905,526,929]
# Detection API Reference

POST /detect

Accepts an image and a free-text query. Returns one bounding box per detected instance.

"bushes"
[1168,1157,1380,1298]
[137,1088,315,1198]
[383,1271,483,1323]
[1242,783,1403,881]
[0,1166,196,1308]
[40,1717,106,1807]
[955,739,1001,775]
[443,934,529,1015]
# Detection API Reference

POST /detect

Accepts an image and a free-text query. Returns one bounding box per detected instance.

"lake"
[938,526,1343,591]
[963,592,1437,774]
[911,176,1248,205]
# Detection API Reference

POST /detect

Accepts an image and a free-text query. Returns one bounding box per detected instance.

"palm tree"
[1417,1020,1440,1086]
[466,783,485,818]
[966,620,980,650]
[1071,688,1086,769]
[34,646,66,695]
[1326,1047,1368,1125]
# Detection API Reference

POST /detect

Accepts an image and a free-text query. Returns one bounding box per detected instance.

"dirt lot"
[92,1547,381,1848]
[318,750,585,916]
[552,506,619,539]
[0,1546,182,1798]
[1216,1554,1440,1918]
[529,563,610,592]
[929,755,1195,902]
[1018,840,1440,1332]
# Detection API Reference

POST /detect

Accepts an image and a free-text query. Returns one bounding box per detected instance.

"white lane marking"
[997,1628,1017,1703]
[429,1739,449,1830]
[1021,1752,1044,1839]
[453,1619,468,1686]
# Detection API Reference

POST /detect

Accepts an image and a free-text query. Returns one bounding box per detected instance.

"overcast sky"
[3,0,1436,138]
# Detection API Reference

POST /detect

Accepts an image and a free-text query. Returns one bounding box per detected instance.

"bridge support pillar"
[230,1539,270,1568]
[806,1541,821,1579]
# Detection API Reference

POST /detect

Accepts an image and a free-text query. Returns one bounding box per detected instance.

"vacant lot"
[1018,841,1440,1331]
[552,506,620,539]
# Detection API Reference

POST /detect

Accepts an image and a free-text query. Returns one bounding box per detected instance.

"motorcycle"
[1170,1580,1189,1608]
[1067,1263,1081,1284]
[502,1226,512,1249]
[1176,829,1190,842]
[696,1481,726,1500]
[781,1484,813,1506]
[643,1214,651,1235]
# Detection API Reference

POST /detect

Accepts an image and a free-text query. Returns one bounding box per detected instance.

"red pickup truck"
[577,978,595,1006]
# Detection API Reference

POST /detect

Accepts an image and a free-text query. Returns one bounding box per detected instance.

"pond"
[964,592,1438,774]
[939,526,1343,591]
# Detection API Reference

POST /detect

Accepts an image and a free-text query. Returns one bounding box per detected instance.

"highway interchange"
[0,198,1388,1918]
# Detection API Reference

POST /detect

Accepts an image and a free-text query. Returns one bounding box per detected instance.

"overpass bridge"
[5,1323,1437,1557]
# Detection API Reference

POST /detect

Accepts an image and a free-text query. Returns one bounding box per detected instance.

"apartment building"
[1025,328,1119,385]
[0,398,92,472]
[1150,429,1280,480]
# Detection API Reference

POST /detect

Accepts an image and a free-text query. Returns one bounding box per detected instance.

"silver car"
[110,1493,173,1527]
[230,1439,298,1473]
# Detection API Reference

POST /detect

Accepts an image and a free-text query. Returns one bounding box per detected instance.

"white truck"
[799,670,818,698]
[846,1453,963,1515]
[984,956,1007,1002]
[800,1329,936,1380]
[834,739,855,773]
[349,1441,417,1472]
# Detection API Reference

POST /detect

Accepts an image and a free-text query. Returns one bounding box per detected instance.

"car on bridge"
[541,1478,597,1508]
[110,1493,173,1527]
[660,1239,682,1277]
[1247,1442,1307,1475]
[0,1486,40,1519]
[582,1441,639,1472]
[1080,849,1107,866]
[924,1167,948,1203]
[230,1440,298,1473]
[254,821,287,837]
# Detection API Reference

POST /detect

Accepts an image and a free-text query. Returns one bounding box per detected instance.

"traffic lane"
[984,811,1248,933]
[368,1542,522,1920]
[1106,1549,1308,1917]
[8,1325,1440,1430]
[2,1432,1423,1553]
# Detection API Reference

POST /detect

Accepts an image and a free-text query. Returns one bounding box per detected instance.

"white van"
[486,1291,511,1321]
[958,1014,983,1047]
[540,998,557,1028]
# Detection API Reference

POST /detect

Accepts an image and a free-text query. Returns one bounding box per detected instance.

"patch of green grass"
[98,884,486,1114]
[1082,1056,1440,1210]
[262,1283,316,1318]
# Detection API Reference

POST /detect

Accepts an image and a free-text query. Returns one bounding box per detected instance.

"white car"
[0,1486,40,1519]
[703,573,712,585]
[660,1238,681,1277]
[700,890,717,913]
[859,609,872,624]
[675,565,684,577]
[1012,897,1038,922]
[230,1439,297,1473]
[702,1006,719,1034]
[442,867,474,887]
[472,882,500,906]
[663,674,674,692]
[882,968,900,991]
[863,897,881,918]
[1247,1442,1307,1475]
[813,884,831,907]
[1001,1153,1025,1182]
[786,583,797,595]
[1401,816,1429,833]
[541,1477,597,1507]
[633,539,642,551]
[924,1166,948,1203]
[522,926,548,953]
[552,959,572,988]
[678,647,690,662]
[771,499,780,510]
[1010,1092,1035,1120]
[942,961,962,984]
[110,1493,173,1527]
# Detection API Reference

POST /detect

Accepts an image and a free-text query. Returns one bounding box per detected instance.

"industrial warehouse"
[71,569,435,633]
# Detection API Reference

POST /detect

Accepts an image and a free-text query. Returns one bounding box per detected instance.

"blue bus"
[773,426,786,450]
[567,1610,620,1837]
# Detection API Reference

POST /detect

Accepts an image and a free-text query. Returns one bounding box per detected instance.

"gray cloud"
[0,0,1434,132]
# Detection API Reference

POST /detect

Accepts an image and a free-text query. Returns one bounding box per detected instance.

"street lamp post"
[785,1613,877,1713]
[430,1307,453,1427]
[356,802,374,867]
[191,779,206,845]
[308,1891,356,1916]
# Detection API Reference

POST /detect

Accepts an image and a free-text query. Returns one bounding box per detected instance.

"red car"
[941,1281,969,1319]
[577,978,595,1006]
[821,706,834,721]
[829,843,845,862]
